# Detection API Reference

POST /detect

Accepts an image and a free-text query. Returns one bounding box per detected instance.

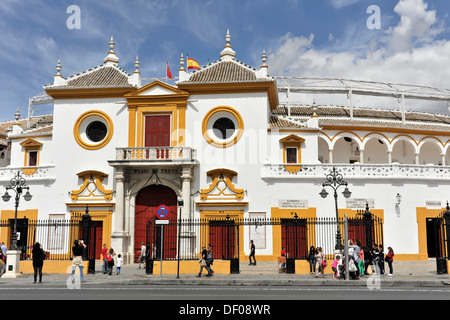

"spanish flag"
[187,57,200,70]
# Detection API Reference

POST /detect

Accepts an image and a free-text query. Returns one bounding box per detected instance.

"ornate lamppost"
[319,167,351,250]
[1,171,32,278]
[2,171,33,250]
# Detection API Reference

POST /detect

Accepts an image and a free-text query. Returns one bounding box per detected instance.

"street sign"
[155,219,169,225]
[156,204,170,219]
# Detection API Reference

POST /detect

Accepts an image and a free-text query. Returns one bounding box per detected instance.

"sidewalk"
[1,260,449,288]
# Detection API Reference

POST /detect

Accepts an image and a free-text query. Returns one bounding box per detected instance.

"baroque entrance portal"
[134,184,177,262]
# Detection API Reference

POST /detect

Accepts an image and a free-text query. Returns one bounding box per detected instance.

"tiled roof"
[179,59,271,84]
[0,115,53,137]
[65,65,133,88]
[274,105,450,123]
[272,105,450,132]
[269,116,307,129]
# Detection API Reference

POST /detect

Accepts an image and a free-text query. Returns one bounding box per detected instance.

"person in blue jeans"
[205,244,214,277]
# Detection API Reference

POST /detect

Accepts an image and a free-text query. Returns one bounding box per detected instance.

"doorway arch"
[134,184,178,261]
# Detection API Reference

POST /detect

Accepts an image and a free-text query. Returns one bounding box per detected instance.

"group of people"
[197,244,215,277]
[102,243,123,275]
[307,241,395,279]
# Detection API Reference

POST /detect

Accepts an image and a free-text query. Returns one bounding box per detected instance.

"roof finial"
[104,35,119,65]
[134,56,140,73]
[56,59,62,75]
[261,50,267,66]
[220,29,236,61]
[109,35,115,52]
[225,29,231,45]
[180,52,185,70]
[14,108,20,122]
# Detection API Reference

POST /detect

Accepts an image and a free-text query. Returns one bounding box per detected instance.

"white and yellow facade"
[1,32,450,269]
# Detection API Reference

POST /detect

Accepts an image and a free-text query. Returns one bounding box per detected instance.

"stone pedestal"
[3,250,22,278]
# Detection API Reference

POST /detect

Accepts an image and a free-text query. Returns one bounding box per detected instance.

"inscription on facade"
[278,199,309,209]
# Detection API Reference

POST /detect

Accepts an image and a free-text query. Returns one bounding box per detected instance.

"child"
[116,254,123,275]
[332,256,340,279]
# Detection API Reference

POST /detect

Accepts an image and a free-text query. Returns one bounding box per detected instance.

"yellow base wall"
[152,260,230,275]
[19,260,89,274]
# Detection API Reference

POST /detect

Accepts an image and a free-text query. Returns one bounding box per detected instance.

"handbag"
[322,260,327,268]
[200,259,206,267]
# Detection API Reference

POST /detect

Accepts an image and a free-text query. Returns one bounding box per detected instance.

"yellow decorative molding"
[200,168,244,201]
[283,165,302,174]
[71,171,113,201]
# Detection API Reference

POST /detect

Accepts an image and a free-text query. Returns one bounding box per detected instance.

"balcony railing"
[116,147,196,162]
[262,163,450,180]
[0,165,56,182]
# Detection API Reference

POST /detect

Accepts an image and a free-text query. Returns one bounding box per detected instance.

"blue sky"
[0,0,449,121]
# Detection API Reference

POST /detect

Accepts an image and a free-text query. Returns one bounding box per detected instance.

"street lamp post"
[319,167,351,251]
[1,171,32,278]
[2,171,33,250]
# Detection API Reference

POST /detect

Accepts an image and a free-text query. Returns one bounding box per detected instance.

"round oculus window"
[86,121,108,142]
[213,117,235,140]
[202,106,244,148]
[74,110,114,150]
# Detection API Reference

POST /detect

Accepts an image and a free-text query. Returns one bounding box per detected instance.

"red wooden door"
[145,115,170,147]
[135,185,177,261]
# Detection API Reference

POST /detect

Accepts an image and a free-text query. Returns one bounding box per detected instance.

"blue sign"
[156,205,170,219]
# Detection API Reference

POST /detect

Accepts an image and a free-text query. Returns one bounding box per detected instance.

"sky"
[0,0,449,121]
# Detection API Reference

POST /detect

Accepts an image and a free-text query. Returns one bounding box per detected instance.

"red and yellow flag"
[187,57,200,70]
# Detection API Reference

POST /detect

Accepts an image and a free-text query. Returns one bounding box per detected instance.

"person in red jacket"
[101,244,109,274]
[386,247,394,276]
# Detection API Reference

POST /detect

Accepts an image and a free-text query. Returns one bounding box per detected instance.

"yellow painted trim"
[70,171,113,201]
[20,138,42,167]
[202,105,244,148]
[70,209,113,250]
[280,134,305,165]
[271,207,317,262]
[73,110,114,150]
[20,260,89,274]
[0,209,38,248]
[416,207,444,261]
[153,260,230,275]
[200,209,245,259]
[200,168,244,200]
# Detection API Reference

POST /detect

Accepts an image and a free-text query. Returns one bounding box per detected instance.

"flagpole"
[166,61,168,83]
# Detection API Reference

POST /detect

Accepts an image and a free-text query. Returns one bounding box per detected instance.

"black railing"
[145,215,384,262]
[0,213,87,261]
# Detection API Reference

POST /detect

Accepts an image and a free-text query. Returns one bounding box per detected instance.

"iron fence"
[145,214,384,262]
[0,213,85,261]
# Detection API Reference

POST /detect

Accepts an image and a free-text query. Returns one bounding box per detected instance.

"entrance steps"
[239,261,282,275]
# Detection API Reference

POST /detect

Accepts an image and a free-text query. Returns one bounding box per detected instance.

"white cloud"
[267,0,450,113]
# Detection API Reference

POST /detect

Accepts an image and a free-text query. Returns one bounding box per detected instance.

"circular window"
[213,117,235,140]
[86,121,107,142]
[202,106,244,148]
[74,110,114,150]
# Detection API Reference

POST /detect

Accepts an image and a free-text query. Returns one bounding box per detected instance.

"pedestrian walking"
[196,245,208,277]
[378,244,385,275]
[116,254,123,275]
[386,246,394,276]
[32,242,45,284]
[138,242,146,269]
[205,244,214,277]
[249,240,256,266]
[101,244,108,274]
[307,246,316,275]
[107,248,115,275]
[71,240,86,283]
[314,247,325,278]
[332,255,340,279]
[0,250,4,277]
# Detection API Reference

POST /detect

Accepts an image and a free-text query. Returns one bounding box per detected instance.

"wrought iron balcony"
[115,147,197,163]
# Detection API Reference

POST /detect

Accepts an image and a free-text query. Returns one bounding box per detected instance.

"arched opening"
[419,141,442,165]
[318,136,330,163]
[363,138,388,164]
[391,139,416,164]
[135,184,178,261]
[333,136,360,164]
